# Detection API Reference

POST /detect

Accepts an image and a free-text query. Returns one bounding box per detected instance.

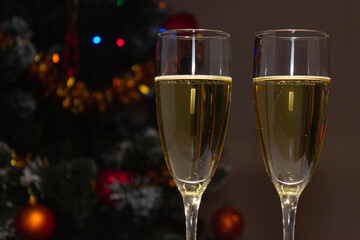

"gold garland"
[29,54,155,114]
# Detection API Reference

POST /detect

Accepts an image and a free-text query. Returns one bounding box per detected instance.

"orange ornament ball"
[212,205,244,239]
[14,204,55,240]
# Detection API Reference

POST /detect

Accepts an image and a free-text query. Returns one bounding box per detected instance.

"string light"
[158,1,167,8]
[92,36,101,44]
[116,38,125,47]
[138,84,150,95]
[73,98,80,106]
[126,80,135,88]
[34,54,41,62]
[33,55,155,113]
[159,28,166,32]
[113,77,121,87]
[62,97,71,108]
[57,88,65,97]
[10,151,17,167]
[10,159,16,167]
[67,77,76,88]
[52,53,60,63]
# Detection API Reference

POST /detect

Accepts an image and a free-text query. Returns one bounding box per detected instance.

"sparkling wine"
[155,75,231,194]
[253,76,330,196]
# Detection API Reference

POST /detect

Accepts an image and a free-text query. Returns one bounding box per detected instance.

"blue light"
[159,28,166,32]
[92,36,101,44]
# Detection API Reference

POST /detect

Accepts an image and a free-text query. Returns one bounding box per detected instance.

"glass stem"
[182,194,202,240]
[280,194,299,240]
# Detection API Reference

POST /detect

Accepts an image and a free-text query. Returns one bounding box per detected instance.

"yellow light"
[34,55,41,62]
[78,105,85,112]
[121,97,130,104]
[62,97,71,108]
[39,63,47,72]
[158,1,167,8]
[10,159,16,166]
[126,80,135,88]
[138,84,150,95]
[57,88,64,97]
[72,108,79,114]
[131,64,140,72]
[84,90,90,98]
[73,98,80,106]
[67,77,76,88]
[52,53,60,63]
[105,89,113,101]
[96,92,103,100]
[98,102,106,113]
[44,157,50,167]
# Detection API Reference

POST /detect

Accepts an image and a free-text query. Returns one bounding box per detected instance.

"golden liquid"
[253,76,330,196]
[155,75,231,195]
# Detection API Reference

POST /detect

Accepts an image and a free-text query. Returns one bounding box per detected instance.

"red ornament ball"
[164,12,197,30]
[212,205,244,239]
[97,169,134,204]
[14,204,55,240]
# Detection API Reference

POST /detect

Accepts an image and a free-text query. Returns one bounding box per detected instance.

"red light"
[113,77,121,87]
[116,38,125,47]
[108,176,115,182]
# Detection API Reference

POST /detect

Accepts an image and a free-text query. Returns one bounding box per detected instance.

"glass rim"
[255,29,329,39]
[157,29,231,40]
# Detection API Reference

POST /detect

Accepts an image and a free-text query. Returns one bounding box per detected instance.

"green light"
[116,0,124,7]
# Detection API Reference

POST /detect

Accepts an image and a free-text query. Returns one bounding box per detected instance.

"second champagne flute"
[155,29,232,240]
[253,29,330,240]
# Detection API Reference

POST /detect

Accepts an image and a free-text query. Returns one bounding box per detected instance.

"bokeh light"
[158,1,167,8]
[34,54,41,62]
[113,77,121,87]
[10,159,16,167]
[52,53,60,63]
[138,84,150,95]
[92,36,101,44]
[116,38,125,47]
[67,77,76,88]
[116,0,124,7]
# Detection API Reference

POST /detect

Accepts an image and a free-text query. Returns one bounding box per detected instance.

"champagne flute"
[155,29,231,240]
[253,29,330,240]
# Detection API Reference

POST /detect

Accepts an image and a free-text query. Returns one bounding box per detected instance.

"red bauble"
[14,204,55,240]
[63,21,81,77]
[164,12,197,30]
[97,169,134,204]
[212,205,244,239]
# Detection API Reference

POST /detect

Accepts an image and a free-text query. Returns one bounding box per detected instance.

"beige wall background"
[170,0,358,239]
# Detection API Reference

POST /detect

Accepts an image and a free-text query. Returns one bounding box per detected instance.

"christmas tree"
[0,0,199,239]
[0,1,241,239]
